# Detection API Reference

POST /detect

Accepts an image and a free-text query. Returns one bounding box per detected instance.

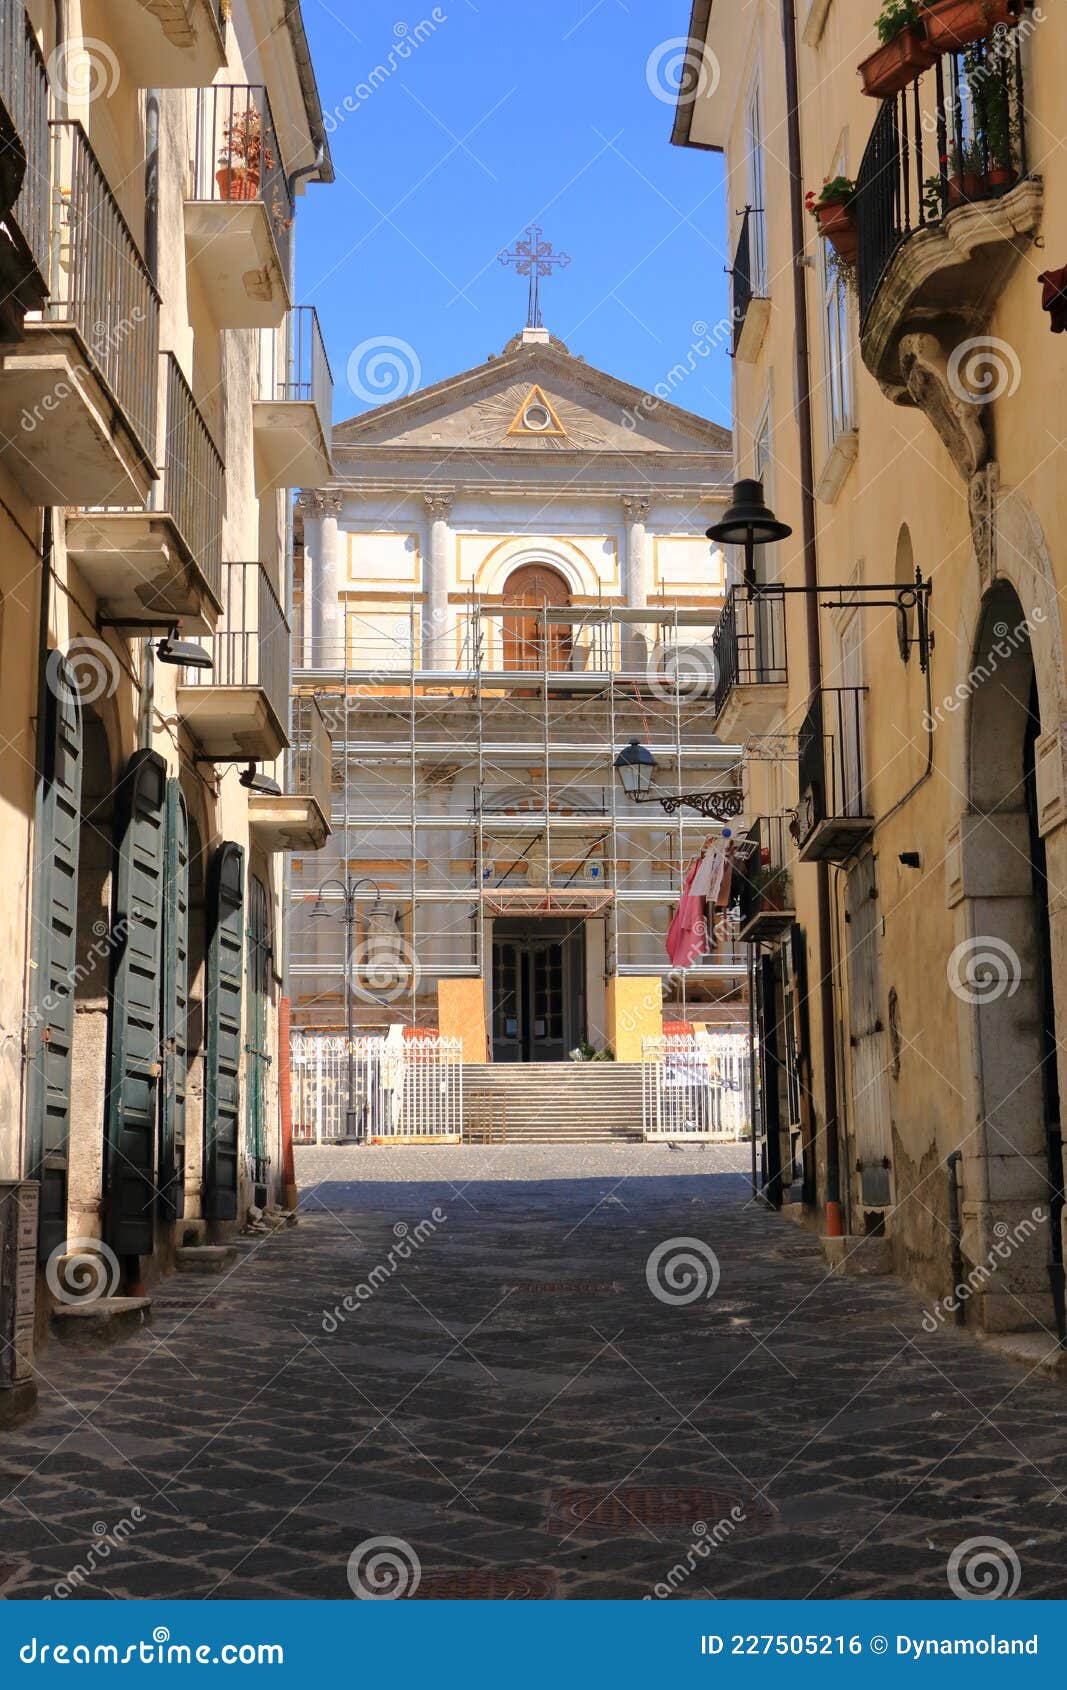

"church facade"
[291,327,740,1060]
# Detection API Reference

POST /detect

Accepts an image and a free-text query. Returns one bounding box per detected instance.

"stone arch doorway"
[963,580,1063,1337]
[502,562,572,672]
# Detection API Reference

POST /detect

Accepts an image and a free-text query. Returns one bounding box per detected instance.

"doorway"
[491,920,585,1062]
[502,563,572,672]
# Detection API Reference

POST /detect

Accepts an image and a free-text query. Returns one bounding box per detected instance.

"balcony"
[178,562,289,762]
[736,817,796,945]
[795,688,873,865]
[855,34,1040,466]
[730,207,770,364]
[711,586,788,740]
[0,121,160,505]
[253,307,333,492]
[96,0,226,87]
[66,355,223,632]
[251,699,333,853]
[185,86,294,330]
[0,0,50,339]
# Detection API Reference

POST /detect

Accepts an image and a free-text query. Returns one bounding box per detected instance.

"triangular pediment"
[332,342,730,457]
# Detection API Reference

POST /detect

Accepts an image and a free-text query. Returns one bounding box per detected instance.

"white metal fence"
[290,1033,463,1143]
[642,1034,751,1141]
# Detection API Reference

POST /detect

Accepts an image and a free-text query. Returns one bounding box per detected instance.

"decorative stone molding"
[898,332,990,480]
[622,495,652,522]
[423,491,455,519]
[814,428,859,505]
[297,490,343,518]
[968,462,999,593]
[1034,729,1067,839]
[945,812,1032,908]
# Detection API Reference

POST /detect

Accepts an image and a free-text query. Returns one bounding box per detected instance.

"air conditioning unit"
[0,1181,38,1419]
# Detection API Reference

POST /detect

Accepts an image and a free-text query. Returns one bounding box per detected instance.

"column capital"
[622,494,652,523]
[423,490,455,519]
[297,489,344,518]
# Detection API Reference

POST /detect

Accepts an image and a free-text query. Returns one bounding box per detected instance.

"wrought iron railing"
[730,208,755,354]
[855,34,1029,329]
[0,1,50,289]
[797,687,869,830]
[184,562,289,726]
[712,585,788,718]
[258,306,333,443]
[46,122,161,460]
[735,816,794,933]
[267,697,332,810]
[161,353,223,605]
[191,85,294,279]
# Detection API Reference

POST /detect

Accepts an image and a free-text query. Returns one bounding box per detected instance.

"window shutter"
[204,842,244,1221]
[159,780,189,1221]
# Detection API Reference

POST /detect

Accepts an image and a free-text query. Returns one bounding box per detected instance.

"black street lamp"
[706,479,793,594]
[311,875,385,1143]
[614,739,745,822]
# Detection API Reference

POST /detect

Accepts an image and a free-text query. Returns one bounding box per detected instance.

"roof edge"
[670,0,721,152]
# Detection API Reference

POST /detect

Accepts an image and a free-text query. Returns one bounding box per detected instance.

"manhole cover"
[508,1282,624,1296]
[545,1485,773,1539]
[412,1568,557,1599]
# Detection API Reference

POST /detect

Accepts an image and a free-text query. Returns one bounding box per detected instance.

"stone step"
[51,1297,152,1345]
[175,1245,238,1274]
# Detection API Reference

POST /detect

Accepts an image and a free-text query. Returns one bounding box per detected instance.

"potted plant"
[806,176,859,264]
[967,44,1021,189]
[921,0,1023,54]
[943,137,987,204]
[216,106,273,201]
[859,0,938,99]
[748,863,792,913]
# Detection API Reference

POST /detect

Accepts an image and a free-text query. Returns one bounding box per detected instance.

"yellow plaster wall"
[438,978,488,1063]
[606,977,663,1065]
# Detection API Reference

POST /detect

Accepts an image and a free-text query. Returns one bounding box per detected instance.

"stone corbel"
[622,495,652,523]
[897,331,990,481]
[1034,728,1067,840]
[423,491,455,519]
[968,461,999,594]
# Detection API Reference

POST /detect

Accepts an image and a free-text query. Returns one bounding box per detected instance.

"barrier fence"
[290,1033,463,1144]
[641,1034,751,1141]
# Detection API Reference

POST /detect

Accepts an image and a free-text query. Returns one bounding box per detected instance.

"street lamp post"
[613,740,746,821]
[311,875,384,1143]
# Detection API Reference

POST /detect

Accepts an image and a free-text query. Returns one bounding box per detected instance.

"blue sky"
[295,0,732,426]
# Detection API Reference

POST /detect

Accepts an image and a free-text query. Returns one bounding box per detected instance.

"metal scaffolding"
[289,595,749,1031]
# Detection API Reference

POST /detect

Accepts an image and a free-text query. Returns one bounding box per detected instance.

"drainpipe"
[946,1150,966,1326]
[781,0,844,1238]
[139,90,161,752]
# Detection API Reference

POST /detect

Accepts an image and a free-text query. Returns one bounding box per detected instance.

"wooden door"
[502,564,572,672]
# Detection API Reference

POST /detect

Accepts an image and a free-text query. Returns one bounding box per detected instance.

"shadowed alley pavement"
[3,1145,1067,1600]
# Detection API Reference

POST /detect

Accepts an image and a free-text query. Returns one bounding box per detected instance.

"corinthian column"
[423,491,455,669]
[622,494,652,672]
[299,491,345,668]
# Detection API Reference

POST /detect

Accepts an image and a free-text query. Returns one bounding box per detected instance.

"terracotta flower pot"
[987,163,1019,191]
[816,199,859,264]
[858,26,938,98]
[947,169,986,205]
[215,165,259,202]
[921,0,1022,53]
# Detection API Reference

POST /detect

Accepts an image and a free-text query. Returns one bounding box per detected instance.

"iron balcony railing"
[47,121,161,461]
[797,687,869,830]
[268,697,332,811]
[192,85,294,279]
[160,353,223,605]
[0,0,50,291]
[258,306,333,442]
[735,816,794,933]
[184,561,289,727]
[855,34,1028,330]
[730,208,755,354]
[712,584,788,718]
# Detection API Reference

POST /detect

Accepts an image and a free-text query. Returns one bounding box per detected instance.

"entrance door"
[502,563,572,672]
[492,922,584,1062]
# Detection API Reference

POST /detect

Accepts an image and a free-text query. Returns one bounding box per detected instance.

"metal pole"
[344,880,357,1141]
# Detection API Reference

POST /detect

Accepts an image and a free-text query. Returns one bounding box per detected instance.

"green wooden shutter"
[245,874,272,1189]
[105,749,167,1258]
[158,781,189,1221]
[27,655,84,1261]
[204,842,244,1222]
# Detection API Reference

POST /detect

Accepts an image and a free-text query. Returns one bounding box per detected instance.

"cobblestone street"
[3,1148,1067,1601]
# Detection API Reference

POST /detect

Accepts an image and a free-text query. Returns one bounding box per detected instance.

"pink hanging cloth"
[666,851,711,970]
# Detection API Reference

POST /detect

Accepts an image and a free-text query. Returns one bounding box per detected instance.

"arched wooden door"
[502,564,572,672]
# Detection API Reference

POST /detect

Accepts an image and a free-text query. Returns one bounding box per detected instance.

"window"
[821,236,855,443]
[745,80,767,294]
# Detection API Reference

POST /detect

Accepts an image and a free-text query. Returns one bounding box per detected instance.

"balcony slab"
[714,682,788,743]
[0,326,155,506]
[184,202,291,331]
[98,0,226,87]
[253,399,332,493]
[734,296,770,364]
[66,512,221,634]
[177,685,288,762]
[249,794,331,853]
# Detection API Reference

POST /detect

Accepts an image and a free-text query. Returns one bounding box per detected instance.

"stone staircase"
[461,1063,644,1144]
